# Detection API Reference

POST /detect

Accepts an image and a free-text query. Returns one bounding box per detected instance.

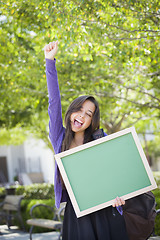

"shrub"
[0,186,5,197]
[15,199,55,232]
[153,171,160,188]
[0,183,54,200]
[0,184,55,232]
[152,188,160,236]
[15,183,54,199]
[153,171,160,236]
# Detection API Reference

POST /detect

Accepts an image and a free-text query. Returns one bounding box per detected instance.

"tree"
[0,0,159,150]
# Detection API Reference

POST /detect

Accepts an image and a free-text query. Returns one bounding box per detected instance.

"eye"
[86,112,92,117]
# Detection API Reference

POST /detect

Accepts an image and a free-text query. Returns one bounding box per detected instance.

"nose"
[79,111,85,118]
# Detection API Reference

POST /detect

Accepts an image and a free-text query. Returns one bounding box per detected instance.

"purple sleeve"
[46,58,65,154]
[46,58,66,209]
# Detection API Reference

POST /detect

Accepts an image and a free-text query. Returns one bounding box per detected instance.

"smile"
[74,119,83,127]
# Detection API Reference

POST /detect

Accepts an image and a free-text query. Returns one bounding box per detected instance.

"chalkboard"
[55,127,157,218]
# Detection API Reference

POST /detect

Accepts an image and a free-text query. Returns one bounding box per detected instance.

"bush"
[152,188,160,236]
[153,171,160,236]
[15,199,55,232]
[0,186,5,198]
[15,183,54,199]
[0,183,54,200]
[15,184,55,231]
[153,171,160,188]
[0,183,55,232]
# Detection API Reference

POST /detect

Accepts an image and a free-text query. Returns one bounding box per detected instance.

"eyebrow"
[81,107,93,114]
[85,109,93,115]
[88,110,93,114]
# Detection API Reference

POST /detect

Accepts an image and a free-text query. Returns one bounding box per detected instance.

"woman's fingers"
[121,197,125,205]
[44,41,56,52]
[49,41,58,51]
[49,41,55,51]
[112,197,125,207]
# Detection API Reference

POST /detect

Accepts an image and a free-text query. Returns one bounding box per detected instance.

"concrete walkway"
[0,225,60,240]
[0,225,160,240]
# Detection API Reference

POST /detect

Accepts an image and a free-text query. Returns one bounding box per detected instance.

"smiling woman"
[44,41,129,240]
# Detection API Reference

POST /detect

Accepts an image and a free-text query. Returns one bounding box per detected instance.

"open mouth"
[74,119,83,127]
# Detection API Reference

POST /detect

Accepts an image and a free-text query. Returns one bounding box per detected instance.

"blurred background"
[0,0,159,187]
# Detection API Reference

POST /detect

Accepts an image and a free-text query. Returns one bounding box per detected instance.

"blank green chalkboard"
[55,127,157,217]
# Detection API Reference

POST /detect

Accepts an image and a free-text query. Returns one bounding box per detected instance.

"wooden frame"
[55,127,157,218]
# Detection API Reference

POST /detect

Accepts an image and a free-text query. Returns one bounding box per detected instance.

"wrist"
[45,58,56,62]
[46,58,56,70]
[45,57,55,60]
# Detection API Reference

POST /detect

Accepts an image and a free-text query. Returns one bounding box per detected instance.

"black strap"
[92,129,104,140]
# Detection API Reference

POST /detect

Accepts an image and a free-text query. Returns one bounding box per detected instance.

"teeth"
[75,119,83,124]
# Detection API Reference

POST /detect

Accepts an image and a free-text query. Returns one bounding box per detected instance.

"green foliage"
[152,172,160,236]
[0,184,55,232]
[0,186,5,196]
[0,0,159,151]
[153,171,160,187]
[148,137,160,159]
[16,199,55,232]
[152,188,160,236]
[0,126,27,145]
[15,183,54,199]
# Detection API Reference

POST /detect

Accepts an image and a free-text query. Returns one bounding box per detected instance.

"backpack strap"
[92,129,105,140]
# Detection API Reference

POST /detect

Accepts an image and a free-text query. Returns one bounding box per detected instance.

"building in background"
[0,137,54,186]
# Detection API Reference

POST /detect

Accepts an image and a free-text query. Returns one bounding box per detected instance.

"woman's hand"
[44,40,58,60]
[112,197,125,207]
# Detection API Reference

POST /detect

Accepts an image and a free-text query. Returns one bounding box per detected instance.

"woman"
[44,41,129,240]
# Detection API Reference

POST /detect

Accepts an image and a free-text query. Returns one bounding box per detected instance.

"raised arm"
[44,41,65,154]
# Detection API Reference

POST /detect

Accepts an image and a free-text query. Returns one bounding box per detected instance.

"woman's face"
[70,100,95,133]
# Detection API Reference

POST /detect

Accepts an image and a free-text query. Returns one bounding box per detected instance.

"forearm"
[46,58,64,153]
[46,59,60,99]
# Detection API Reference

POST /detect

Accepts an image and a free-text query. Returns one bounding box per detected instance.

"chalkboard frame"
[55,127,157,218]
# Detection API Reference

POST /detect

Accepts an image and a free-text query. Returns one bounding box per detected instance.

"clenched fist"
[44,41,58,60]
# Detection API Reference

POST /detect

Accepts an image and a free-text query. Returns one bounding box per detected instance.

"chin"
[71,127,84,133]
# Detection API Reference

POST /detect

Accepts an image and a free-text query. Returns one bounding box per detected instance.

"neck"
[74,131,84,146]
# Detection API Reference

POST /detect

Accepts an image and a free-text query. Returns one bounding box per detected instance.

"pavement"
[0,225,60,240]
[0,225,160,240]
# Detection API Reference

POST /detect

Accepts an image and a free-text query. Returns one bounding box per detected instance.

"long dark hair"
[61,95,100,151]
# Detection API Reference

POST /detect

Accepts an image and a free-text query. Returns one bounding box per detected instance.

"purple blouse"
[46,58,66,209]
[46,58,123,215]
